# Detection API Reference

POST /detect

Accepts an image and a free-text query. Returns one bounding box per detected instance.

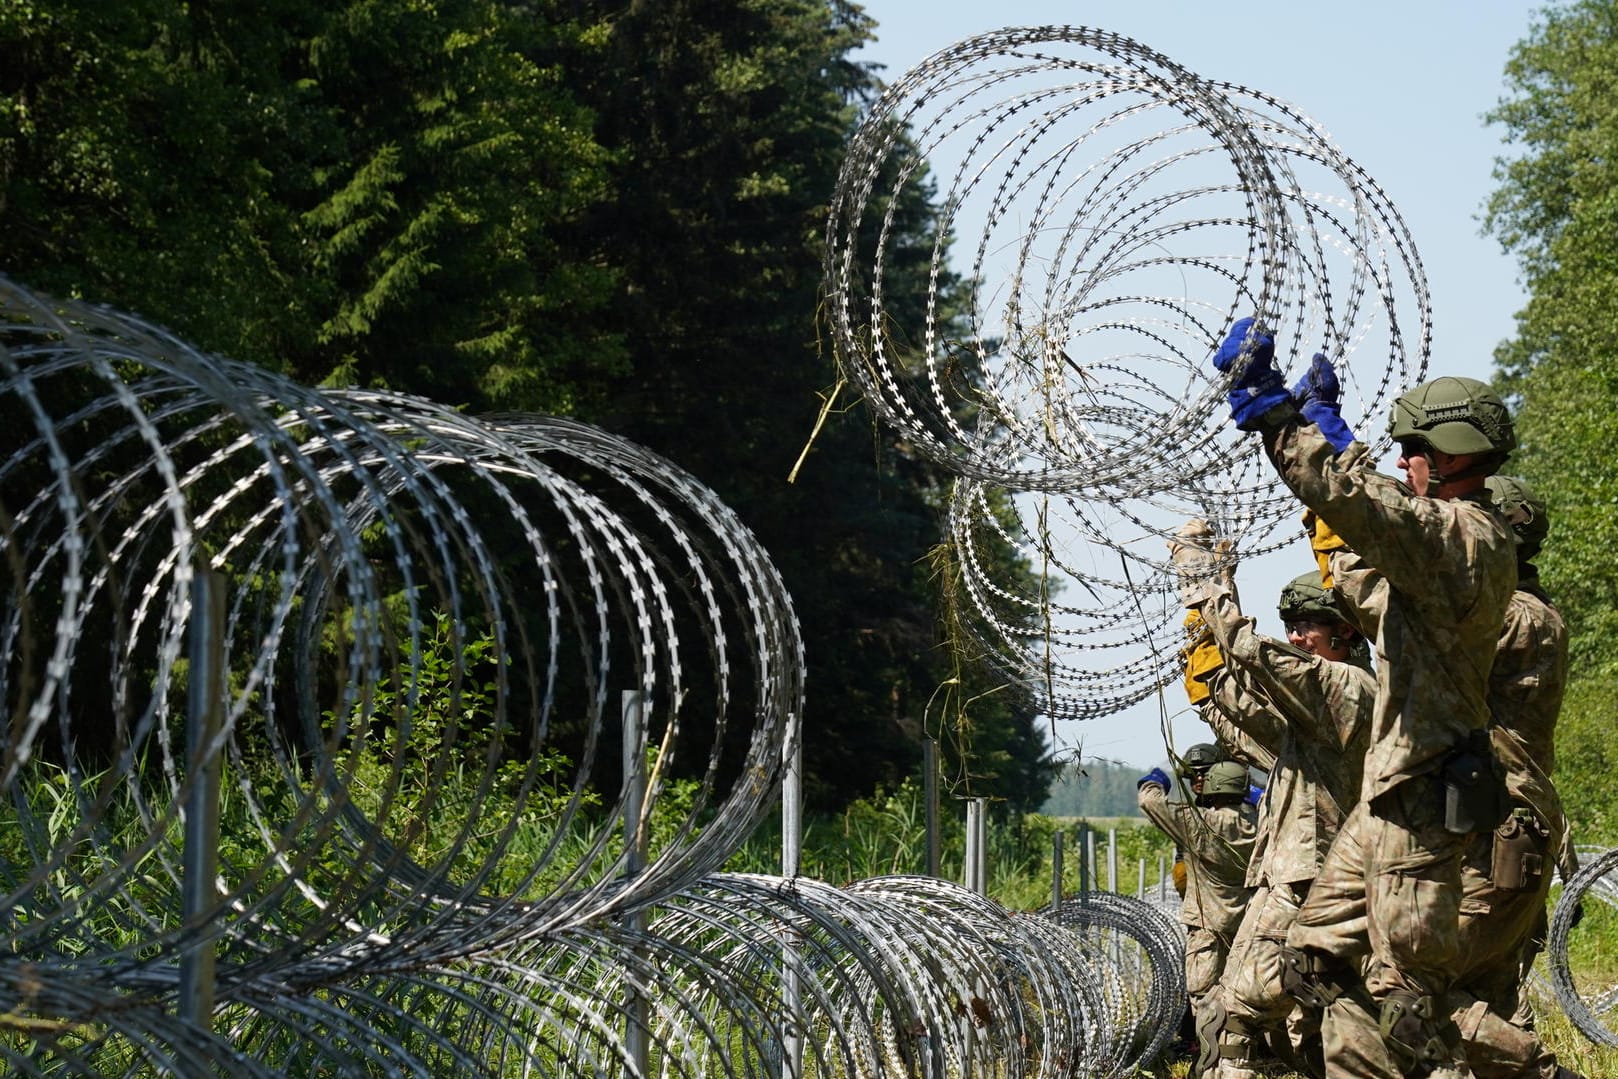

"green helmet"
[1202,761,1250,798]
[1485,475,1549,560]
[1388,376,1516,459]
[1277,571,1344,624]
[1181,743,1225,772]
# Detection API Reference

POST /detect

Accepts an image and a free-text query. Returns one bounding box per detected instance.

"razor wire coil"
[1544,845,1618,1048]
[826,25,1430,722]
[1,273,1185,1076]
[0,18,1450,1074]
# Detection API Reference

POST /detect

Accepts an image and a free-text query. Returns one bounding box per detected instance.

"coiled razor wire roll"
[826,25,1430,719]
[1546,845,1618,1047]
[1044,891,1188,1073]
[0,276,801,1049]
[944,475,1193,719]
[1,272,1191,1077]
[827,24,1426,495]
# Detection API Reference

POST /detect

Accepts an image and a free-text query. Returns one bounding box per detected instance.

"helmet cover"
[1388,376,1515,458]
[1202,761,1251,798]
[1485,475,1548,559]
[1277,571,1345,625]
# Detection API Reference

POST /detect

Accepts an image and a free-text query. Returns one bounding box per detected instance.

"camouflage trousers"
[1220,881,1308,1024]
[1186,924,1232,1010]
[1200,882,1321,1078]
[1457,820,1552,1011]
[1319,992,1405,1079]
[1449,819,1564,1079]
[1287,777,1465,1001]
[1319,985,1561,1079]
[1286,778,1474,1075]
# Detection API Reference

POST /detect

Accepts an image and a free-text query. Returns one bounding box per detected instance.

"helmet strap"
[1428,452,1500,494]
[1413,447,1442,496]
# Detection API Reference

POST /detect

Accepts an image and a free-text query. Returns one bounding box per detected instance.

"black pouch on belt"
[1491,809,1546,890]
[1442,729,1508,835]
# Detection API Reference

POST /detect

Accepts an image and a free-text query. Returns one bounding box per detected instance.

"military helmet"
[1485,475,1549,560]
[1181,743,1224,772]
[1277,571,1344,625]
[1202,761,1250,798]
[1388,376,1515,458]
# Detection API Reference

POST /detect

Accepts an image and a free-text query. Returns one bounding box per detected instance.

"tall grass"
[724,778,1175,909]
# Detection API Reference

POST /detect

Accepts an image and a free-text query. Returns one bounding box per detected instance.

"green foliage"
[325,612,604,896]
[296,0,623,409]
[727,778,949,882]
[726,779,1174,910]
[0,0,622,408]
[1546,674,1618,843]
[1485,0,1618,846]
[0,0,1054,824]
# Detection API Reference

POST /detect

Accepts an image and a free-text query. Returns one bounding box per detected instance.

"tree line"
[1484,0,1618,844]
[0,0,1056,815]
[9,0,1606,838]
[1040,758,1152,820]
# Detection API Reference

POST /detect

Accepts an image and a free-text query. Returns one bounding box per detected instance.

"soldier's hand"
[1137,767,1172,792]
[1169,519,1227,605]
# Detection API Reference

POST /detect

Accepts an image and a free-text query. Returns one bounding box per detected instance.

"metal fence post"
[1051,831,1064,908]
[1077,821,1089,902]
[964,798,987,894]
[924,739,940,878]
[778,712,804,1079]
[179,568,226,1028]
[622,690,650,1077]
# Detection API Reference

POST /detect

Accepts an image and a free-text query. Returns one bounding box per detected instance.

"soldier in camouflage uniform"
[1444,476,1579,1079]
[1167,744,1229,903]
[1214,324,1518,1077]
[1137,758,1259,1019]
[1294,477,1582,1079]
[1169,553,1376,1079]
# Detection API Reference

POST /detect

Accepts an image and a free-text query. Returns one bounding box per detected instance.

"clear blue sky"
[853,1,1544,769]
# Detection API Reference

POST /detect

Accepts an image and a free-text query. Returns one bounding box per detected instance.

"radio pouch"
[1442,729,1507,835]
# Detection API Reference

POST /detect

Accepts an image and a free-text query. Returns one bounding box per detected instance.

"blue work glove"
[1137,767,1172,792]
[1291,352,1356,452]
[1246,783,1264,807]
[1211,317,1291,430]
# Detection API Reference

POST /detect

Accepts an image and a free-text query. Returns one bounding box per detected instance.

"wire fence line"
[16,18,1607,1076]
[0,272,1186,1076]
[1537,846,1618,1048]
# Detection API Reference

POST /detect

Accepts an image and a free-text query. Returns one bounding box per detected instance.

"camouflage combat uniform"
[1190,575,1375,1078]
[1258,422,1516,1070]
[1448,571,1571,1079]
[1136,780,1258,1012]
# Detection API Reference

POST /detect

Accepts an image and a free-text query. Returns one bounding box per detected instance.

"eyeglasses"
[1283,619,1331,635]
[1397,439,1429,461]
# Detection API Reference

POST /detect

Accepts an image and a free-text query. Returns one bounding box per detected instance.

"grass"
[1145,978,1618,1078]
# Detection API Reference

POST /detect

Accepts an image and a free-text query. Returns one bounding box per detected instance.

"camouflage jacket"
[1136,783,1256,937]
[1489,579,1570,856]
[1194,576,1374,888]
[1262,423,1516,801]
